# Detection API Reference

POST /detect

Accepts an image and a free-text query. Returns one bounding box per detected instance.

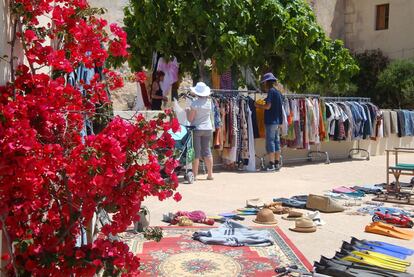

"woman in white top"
[186,82,214,181]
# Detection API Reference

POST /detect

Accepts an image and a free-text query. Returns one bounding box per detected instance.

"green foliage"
[377,59,414,109]
[124,0,358,90]
[351,50,389,102]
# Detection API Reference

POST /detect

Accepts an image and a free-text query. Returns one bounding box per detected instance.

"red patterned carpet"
[120,226,312,277]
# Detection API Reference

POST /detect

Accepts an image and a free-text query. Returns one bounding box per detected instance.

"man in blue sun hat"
[255,72,283,171]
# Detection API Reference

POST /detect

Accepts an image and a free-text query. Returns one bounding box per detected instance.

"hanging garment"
[390,111,399,134]
[246,106,256,172]
[240,100,249,160]
[157,57,179,97]
[247,97,260,139]
[397,111,406,137]
[382,110,391,137]
[313,98,320,144]
[140,82,151,109]
[220,70,232,90]
[376,111,384,138]
[319,100,328,142]
[211,60,221,89]
[256,107,266,138]
[403,110,413,136]
[134,83,145,111]
[300,99,309,149]
[281,104,289,137]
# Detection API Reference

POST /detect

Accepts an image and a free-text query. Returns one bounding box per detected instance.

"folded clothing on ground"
[352,185,383,194]
[357,206,412,216]
[273,195,308,209]
[332,186,356,194]
[193,221,274,247]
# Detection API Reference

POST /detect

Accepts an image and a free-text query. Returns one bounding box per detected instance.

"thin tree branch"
[18,20,36,75]
[9,16,18,100]
[0,217,19,276]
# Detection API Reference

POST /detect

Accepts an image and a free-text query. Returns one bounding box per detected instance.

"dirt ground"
[143,154,414,272]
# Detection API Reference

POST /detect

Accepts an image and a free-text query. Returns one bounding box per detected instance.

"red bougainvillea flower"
[0,0,180,276]
[135,71,147,83]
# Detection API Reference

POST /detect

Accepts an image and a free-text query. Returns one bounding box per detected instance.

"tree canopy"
[377,59,414,109]
[124,0,358,92]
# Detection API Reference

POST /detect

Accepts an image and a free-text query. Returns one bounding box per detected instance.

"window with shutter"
[376,4,390,30]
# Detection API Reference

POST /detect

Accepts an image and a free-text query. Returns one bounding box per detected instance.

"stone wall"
[310,0,346,41]
[344,0,414,59]
[0,0,23,86]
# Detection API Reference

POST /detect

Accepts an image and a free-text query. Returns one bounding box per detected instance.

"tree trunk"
[198,58,206,82]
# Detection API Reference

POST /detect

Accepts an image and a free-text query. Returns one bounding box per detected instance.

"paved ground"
[144,154,414,272]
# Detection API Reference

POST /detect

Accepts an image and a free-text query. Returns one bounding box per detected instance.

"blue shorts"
[265,124,281,153]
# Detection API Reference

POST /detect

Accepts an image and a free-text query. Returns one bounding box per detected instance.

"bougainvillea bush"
[0,0,180,276]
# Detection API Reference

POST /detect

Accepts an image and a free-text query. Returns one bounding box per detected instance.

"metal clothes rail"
[186,89,375,169]
[322,96,371,102]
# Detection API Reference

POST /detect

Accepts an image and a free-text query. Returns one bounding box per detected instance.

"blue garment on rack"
[213,100,222,128]
[348,102,363,139]
[403,110,413,136]
[397,111,406,137]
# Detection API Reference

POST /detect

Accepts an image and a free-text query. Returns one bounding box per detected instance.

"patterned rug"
[121,226,312,277]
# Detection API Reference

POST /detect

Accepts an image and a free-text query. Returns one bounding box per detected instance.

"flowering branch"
[0,0,181,276]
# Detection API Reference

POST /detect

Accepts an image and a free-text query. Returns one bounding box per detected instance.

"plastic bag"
[173,99,189,126]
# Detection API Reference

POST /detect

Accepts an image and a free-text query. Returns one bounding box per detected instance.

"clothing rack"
[211,89,258,101]
[279,94,330,165]
[211,89,257,94]
[322,96,371,102]
[322,96,372,161]
[285,93,320,98]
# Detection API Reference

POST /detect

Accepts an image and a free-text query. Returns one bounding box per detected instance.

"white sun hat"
[190,82,211,97]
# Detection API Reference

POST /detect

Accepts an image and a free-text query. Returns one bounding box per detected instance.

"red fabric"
[129,226,312,276]
[140,82,151,109]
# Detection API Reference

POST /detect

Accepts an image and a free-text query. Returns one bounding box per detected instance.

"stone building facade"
[311,0,414,59]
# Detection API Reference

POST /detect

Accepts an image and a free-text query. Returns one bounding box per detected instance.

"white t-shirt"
[190,98,213,130]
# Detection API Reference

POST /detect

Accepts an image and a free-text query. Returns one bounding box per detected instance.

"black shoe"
[274,162,281,171]
[266,163,276,172]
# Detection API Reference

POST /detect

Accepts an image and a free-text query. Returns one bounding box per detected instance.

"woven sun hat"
[289,218,317,233]
[190,82,211,97]
[253,208,278,225]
